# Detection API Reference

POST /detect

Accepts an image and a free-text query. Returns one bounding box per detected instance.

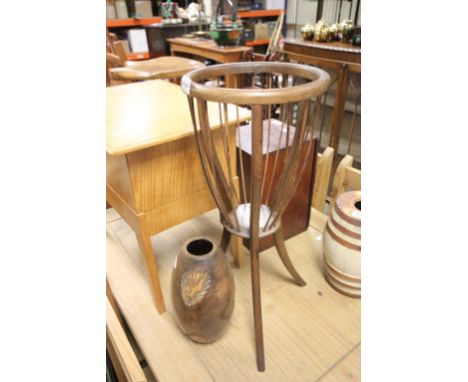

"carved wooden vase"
[171,237,235,343]
[323,191,361,297]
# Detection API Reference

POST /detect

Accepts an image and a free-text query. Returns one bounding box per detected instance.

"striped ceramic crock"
[323,190,361,298]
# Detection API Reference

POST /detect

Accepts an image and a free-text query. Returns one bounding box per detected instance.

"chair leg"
[250,245,265,372]
[136,230,166,314]
[273,226,307,287]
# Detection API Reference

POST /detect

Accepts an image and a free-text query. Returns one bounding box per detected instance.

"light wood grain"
[320,344,360,382]
[107,297,147,382]
[107,278,124,327]
[329,155,361,213]
[107,208,360,381]
[107,79,249,312]
[106,80,251,156]
[107,223,216,382]
[143,187,218,235]
[107,207,122,224]
[310,206,328,233]
[313,147,335,213]
[125,131,236,213]
[111,56,205,82]
[107,153,135,210]
[344,167,361,191]
[106,184,141,234]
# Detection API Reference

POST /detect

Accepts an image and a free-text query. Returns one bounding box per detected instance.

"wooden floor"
[106,208,360,381]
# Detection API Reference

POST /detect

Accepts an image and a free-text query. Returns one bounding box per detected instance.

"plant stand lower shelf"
[106,208,360,381]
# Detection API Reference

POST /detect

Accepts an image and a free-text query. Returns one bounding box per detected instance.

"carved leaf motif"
[180,269,211,307]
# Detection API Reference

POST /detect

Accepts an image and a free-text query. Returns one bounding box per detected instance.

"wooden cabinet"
[237,119,317,251]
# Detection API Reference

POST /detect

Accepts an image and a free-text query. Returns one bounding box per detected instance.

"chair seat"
[110,56,205,81]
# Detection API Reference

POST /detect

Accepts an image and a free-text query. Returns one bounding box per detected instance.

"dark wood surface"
[282,39,361,157]
[282,39,361,67]
[168,37,252,54]
[171,238,235,344]
[186,62,329,372]
[249,104,266,371]
[168,38,253,87]
[237,119,317,251]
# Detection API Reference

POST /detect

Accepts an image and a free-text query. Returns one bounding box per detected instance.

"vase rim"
[182,237,218,259]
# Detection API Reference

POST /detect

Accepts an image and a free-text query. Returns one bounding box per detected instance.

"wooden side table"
[106,80,251,314]
[281,39,361,155]
[167,38,252,87]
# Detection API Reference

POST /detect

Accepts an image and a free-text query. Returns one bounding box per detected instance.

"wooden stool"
[110,56,205,82]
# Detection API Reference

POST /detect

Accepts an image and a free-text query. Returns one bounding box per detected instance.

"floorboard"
[106,208,360,381]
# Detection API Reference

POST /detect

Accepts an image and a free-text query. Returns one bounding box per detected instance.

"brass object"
[314,19,330,42]
[300,23,314,41]
[341,19,354,43]
[329,23,340,41]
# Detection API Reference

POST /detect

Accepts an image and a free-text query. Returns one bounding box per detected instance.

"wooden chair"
[109,44,205,83]
[106,28,204,85]
[107,52,125,87]
[329,154,361,212]
[183,62,330,371]
[107,29,122,87]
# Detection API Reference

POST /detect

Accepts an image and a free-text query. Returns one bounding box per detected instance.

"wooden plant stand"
[183,62,330,371]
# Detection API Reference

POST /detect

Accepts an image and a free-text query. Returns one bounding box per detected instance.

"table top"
[106,80,251,156]
[283,39,361,55]
[145,22,210,29]
[167,37,252,54]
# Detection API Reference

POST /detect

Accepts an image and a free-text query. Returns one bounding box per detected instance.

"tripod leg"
[220,227,231,253]
[250,241,265,372]
[220,227,243,268]
[273,226,307,287]
[249,104,265,371]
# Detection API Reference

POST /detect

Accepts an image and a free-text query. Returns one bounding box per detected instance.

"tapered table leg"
[136,227,166,314]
